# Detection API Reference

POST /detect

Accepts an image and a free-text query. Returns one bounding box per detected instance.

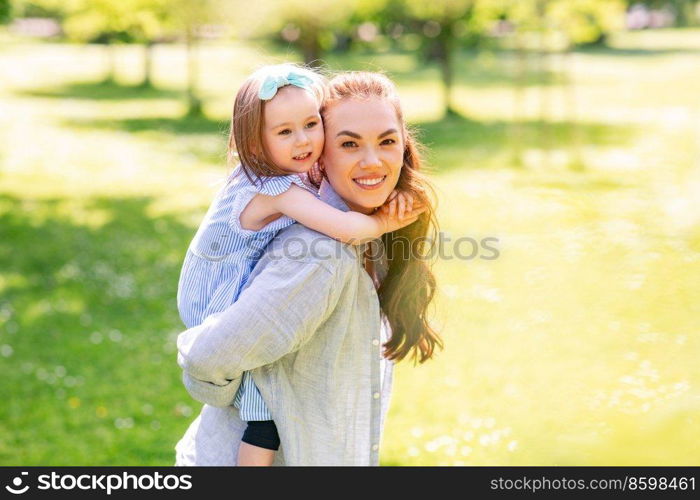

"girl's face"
[262,85,325,174]
[321,97,404,214]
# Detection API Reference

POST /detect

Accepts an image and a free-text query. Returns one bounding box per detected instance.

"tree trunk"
[302,41,322,67]
[537,1,551,170]
[563,46,584,171]
[675,0,693,27]
[301,26,322,67]
[510,33,526,168]
[437,31,457,117]
[186,28,202,117]
[104,42,117,84]
[141,42,154,88]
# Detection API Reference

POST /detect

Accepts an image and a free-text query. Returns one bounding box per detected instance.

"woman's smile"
[353,174,387,190]
[321,96,404,214]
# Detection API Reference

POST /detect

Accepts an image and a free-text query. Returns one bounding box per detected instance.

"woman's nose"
[360,148,381,168]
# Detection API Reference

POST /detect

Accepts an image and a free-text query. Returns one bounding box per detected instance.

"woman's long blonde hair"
[320,72,443,364]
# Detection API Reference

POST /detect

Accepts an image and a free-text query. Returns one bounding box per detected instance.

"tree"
[62,0,136,83]
[262,0,363,66]
[498,0,625,170]
[59,0,227,113]
[1,0,11,25]
[629,0,699,27]
[60,0,178,86]
[501,0,625,46]
[124,0,172,88]
[168,0,233,116]
[402,0,500,117]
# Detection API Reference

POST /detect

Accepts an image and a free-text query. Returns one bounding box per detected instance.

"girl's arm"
[240,184,422,245]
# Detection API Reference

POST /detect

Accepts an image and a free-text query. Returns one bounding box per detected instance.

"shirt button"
[372,339,379,346]
[372,444,379,451]
[373,392,380,399]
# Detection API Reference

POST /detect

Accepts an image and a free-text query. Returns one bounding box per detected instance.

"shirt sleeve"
[176,249,352,407]
[228,174,315,237]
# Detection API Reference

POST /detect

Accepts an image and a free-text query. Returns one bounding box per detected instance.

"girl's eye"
[341,141,357,148]
[305,121,318,129]
[381,138,396,145]
[278,129,292,136]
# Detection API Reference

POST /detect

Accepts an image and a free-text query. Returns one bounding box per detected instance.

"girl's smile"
[263,85,325,174]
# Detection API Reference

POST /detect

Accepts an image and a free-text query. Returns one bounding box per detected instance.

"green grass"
[1,29,699,465]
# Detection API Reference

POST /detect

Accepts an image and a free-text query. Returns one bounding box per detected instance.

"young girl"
[177,64,421,466]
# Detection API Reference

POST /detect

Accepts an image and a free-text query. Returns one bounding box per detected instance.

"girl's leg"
[237,442,275,466]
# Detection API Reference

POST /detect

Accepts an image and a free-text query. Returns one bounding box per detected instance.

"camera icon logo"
[5,472,30,495]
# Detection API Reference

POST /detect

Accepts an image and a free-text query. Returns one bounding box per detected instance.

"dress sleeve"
[176,247,353,407]
[228,174,315,237]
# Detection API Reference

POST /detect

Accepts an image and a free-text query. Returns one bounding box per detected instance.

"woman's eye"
[278,129,291,136]
[341,141,357,148]
[381,138,396,145]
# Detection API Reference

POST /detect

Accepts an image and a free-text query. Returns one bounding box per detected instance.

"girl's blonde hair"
[320,71,443,364]
[227,63,327,185]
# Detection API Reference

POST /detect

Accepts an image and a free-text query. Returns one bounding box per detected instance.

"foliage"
[1,0,10,24]
[10,0,71,19]
[630,0,700,27]
[499,0,626,46]
[60,0,171,44]
[396,0,496,116]
[256,0,371,64]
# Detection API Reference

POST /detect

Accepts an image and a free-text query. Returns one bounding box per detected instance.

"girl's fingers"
[406,194,413,216]
[389,198,397,218]
[398,194,406,220]
[408,204,428,218]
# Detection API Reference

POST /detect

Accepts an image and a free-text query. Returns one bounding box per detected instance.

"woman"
[175,72,442,466]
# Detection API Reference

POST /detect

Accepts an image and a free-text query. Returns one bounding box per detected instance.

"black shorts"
[241,420,280,451]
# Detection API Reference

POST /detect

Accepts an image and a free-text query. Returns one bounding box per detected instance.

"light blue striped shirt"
[177,165,316,421]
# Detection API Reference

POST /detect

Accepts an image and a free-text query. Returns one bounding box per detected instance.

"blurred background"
[1,0,699,465]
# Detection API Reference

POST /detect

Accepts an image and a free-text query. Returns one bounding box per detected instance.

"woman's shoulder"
[263,224,360,272]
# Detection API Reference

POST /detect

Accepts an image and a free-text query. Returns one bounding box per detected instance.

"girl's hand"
[384,189,415,221]
[374,199,426,234]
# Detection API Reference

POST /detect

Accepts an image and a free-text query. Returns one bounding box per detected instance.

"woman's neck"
[344,199,375,215]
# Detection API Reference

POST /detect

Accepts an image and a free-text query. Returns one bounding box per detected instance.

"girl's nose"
[295,131,310,146]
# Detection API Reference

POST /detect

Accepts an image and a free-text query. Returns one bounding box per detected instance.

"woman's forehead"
[324,97,399,132]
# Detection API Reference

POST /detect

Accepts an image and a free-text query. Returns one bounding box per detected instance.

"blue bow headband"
[258,70,315,100]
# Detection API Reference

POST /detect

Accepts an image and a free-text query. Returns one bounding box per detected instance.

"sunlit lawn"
[1,29,699,465]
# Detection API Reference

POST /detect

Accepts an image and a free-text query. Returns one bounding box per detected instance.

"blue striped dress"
[177,165,317,421]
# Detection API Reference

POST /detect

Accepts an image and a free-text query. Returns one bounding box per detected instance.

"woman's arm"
[177,244,352,406]
[240,184,421,245]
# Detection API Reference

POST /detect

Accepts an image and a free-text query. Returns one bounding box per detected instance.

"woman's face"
[320,97,404,214]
